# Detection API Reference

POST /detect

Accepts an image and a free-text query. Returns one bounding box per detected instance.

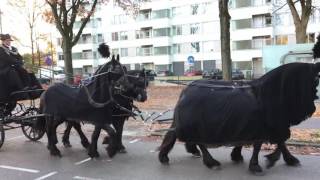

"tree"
[8,0,46,65]
[286,0,313,43]
[219,0,232,80]
[44,0,143,85]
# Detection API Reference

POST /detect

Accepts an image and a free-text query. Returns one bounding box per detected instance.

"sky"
[0,0,55,54]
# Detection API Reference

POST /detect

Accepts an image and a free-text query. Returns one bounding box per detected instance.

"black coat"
[0,45,23,75]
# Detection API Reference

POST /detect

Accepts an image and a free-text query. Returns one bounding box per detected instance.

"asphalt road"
[1,128,320,180]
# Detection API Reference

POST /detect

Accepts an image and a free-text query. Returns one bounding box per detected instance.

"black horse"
[61,68,149,154]
[158,61,320,174]
[37,56,127,157]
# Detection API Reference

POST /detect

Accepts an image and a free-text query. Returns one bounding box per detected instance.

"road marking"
[73,176,102,180]
[74,158,92,165]
[6,135,24,141]
[129,138,140,144]
[34,171,58,180]
[0,165,39,173]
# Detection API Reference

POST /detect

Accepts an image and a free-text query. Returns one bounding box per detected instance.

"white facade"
[56,0,320,77]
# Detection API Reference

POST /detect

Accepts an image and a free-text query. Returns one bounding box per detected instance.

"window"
[233,19,251,30]
[138,9,151,21]
[252,36,271,49]
[276,35,288,45]
[190,23,200,34]
[172,25,182,36]
[233,40,252,50]
[112,49,119,55]
[97,34,104,43]
[82,50,93,59]
[136,29,152,39]
[120,31,128,40]
[154,46,171,55]
[153,28,170,37]
[112,32,119,41]
[191,4,199,15]
[191,42,200,53]
[81,34,92,44]
[152,9,170,19]
[121,48,128,57]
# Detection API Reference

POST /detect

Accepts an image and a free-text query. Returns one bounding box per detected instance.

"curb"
[286,140,320,148]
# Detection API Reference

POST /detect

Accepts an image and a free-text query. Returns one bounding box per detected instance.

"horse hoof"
[231,155,244,163]
[50,150,61,157]
[88,151,100,158]
[284,156,301,167]
[203,158,221,169]
[118,148,127,153]
[159,153,169,164]
[265,159,276,169]
[249,164,264,176]
[107,146,117,158]
[63,142,72,148]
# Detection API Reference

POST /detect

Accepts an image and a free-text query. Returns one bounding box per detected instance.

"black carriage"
[0,89,46,149]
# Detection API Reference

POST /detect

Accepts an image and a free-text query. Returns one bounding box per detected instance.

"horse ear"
[111,55,115,62]
[116,54,120,62]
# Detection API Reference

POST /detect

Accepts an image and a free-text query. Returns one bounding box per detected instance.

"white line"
[6,135,25,141]
[129,138,140,144]
[34,171,58,180]
[0,165,39,173]
[73,176,102,180]
[74,158,92,165]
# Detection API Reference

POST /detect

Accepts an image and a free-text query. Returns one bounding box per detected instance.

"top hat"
[0,34,14,41]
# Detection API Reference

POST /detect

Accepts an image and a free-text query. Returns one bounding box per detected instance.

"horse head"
[123,69,149,102]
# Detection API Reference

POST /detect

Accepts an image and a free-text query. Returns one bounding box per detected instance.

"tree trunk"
[219,0,232,80]
[62,39,74,85]
[31,32,35,66]
[295,24,307,44]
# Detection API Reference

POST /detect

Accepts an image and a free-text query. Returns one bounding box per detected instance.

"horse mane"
[250,63,318,138]
[313,34,320,59]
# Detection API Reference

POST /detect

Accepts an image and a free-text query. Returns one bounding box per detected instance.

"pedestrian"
[0,33,32,90]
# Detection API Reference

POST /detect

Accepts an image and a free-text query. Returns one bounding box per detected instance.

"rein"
[189,82,252,89]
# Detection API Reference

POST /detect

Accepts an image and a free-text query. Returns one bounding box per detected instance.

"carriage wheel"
[21,108,45,141]
[0,124,4,149]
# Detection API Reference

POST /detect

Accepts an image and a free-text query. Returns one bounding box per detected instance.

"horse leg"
[231,146,244,163]
[248,142,263,175]
[46,116,62,157]
[113,117,127,153]
[62,121,72,148]
[103,124,118,158]
[278,142,300,166]
[158,123,177,164]
[72,122,90,149]
[102,118,127,153]
[88,125,101,158]
[185,142,201,157]
[264,144,281,169]
[198,144,221,169]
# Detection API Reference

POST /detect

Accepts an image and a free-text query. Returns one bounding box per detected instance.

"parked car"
[202,69,244,80]
[157,70,171,77]
[145,69,157,81]
[184,70,203,76]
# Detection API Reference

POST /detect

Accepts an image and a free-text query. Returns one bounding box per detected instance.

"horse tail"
[313,34,320,59]
[158,109,178,164]
[35,92,46,131]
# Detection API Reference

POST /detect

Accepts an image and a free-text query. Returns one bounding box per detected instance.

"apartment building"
[56,0,320,77]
